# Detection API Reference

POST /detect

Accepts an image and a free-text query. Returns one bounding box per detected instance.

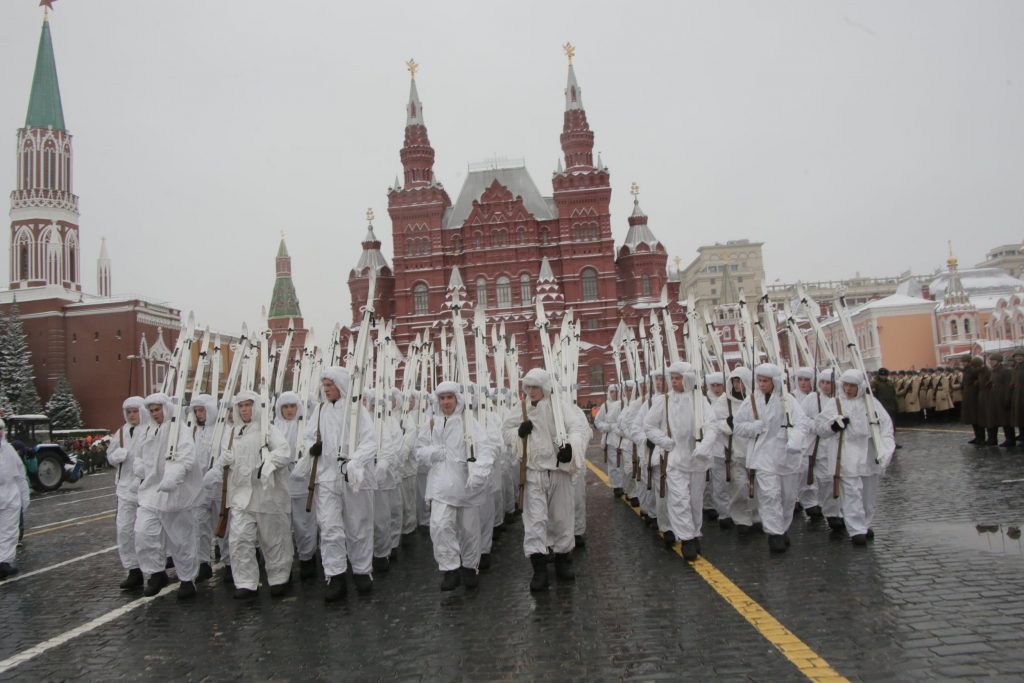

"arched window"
[517,228,525,245]
[964,318,971,335]
[581,267,598,301]
[476,277,488,307]
[405,238,412,255]
[452,235,462,252]
[540,228,549,245]
[63,143,71,190]
[496,276,511,308]
[421,238,430,255]
[21,143,32,190]
[68,241,77,283]
[413,283,429,314]
[588,363,605,392]
[475,232,483,249]
[641,275,652,297]
[520,274,531,303]
[16,233,31,281]
[44,146,56,190]
[950,319,958,339]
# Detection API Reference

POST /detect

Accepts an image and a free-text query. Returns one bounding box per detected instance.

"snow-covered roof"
[446,164,555,229]
[930,267,1024,301]
[856,293,936,312]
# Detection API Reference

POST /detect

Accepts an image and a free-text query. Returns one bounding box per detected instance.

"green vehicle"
[6,414,84,491]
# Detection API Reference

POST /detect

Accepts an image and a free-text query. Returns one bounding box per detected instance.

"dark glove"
[843,417,851,427]
[309,441,323,457]
[830,422,843,433]
[726,416,734,430]
[557,443,573,464]
[518,420,533,438]
[646,439,656,451]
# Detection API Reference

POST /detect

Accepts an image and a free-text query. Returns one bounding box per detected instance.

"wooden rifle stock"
[747,468,756,499]
[724,399,733,483]
[808,439,819,487]
[658,451,667,498]
[215,428,236,539]
[305,405,323,513]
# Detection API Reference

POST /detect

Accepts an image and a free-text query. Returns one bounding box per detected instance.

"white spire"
[539,256,555,282]
[407,78,424,126]
[97,237,112,298]
[448,266,465,291]
[564,64,583,111]
[556,158,563,173]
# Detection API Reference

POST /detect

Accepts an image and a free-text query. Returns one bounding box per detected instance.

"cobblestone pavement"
[2,427,1023,681]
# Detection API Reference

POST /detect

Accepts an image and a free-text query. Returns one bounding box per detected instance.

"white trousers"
[416,470,431,526]
[665,469,706,542]
[315,481,374,577]
[400,474,418,535]
[798,459,819,509]
[503,461,517,514]
[115,497,139,570]
[373,487,402,558]
[710,458,731,518]
[840,474,879,536]
[290,495,318,561]
[229,509,294,590]
[523,469,574,557]
[194,501,214,565]
[756,471,802,536]
[135,506,198,581]
[479,494,496,554]
[429,502,481,571]
[209,490,230,565]
[573,467,586,536]
[0,504,20,565]
[729,462,760,526]
[813,460,842,519]
[622,445,638,499]
[639,451,656,517]
[606,443,624,489]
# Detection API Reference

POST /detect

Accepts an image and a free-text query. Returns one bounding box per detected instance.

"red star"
[39,0,57,9]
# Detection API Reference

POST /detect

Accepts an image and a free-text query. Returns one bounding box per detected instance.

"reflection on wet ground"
[903,522,1024,557]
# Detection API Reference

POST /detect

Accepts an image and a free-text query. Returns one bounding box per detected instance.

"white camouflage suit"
[0,421,30,569]
[799,370,843,521]
[415,382,494,572]
[593,385,624,489]
[732,364,813,538]
[212,390,294,591]
[188,394,219,568]
[815,370,896,537]
[297,367,378,580]
[707,368,761,527]
[644,362,716,543]
[373,394,406,561]
[275,391,318,563]
[133,393,202,582]
[501,369,590,558]
[104,397,147,571]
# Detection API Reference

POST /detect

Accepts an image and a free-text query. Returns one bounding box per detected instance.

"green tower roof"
[25,18,66,131]
[268,276,302,319]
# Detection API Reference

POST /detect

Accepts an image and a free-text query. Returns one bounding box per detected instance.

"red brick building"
[348,55,674,402]
[2,17,181,429]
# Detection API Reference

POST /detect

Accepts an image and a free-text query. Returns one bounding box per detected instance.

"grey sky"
[2,1,1022,338]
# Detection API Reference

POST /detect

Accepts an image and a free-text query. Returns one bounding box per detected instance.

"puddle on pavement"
[904,523,1024,557]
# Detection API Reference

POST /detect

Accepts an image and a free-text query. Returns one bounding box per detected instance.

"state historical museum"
[347,51,673,405]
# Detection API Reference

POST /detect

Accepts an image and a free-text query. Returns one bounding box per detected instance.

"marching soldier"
[0,419,30,580]
[963,358,984,444]
[188,393,218,583]
[709,368,761,534]
[800,370,844,530]
[594,384,623,497]
[985,354,1015,447]
[105,397,147,589]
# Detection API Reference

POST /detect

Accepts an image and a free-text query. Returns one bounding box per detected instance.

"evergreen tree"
[0,307,11,417]
[46,375,83,429]
[0,302,43,414]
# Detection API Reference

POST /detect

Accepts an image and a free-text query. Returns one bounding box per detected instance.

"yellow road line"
[585,459,848,683]
[899,427,972,434]
[22,512,116,538]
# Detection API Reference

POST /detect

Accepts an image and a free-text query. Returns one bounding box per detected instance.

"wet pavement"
[2,426,1023,681]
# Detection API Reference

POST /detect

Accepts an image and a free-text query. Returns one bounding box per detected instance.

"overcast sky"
[2,1,1022,337]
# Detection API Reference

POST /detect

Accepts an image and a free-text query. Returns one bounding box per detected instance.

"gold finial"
[40,0,55,18]
[630,182,639,197]
[947,240,958,269]
[366,208,375,223]
[406,58,419,80]
[563,42,575,65]
[673,256,682,271]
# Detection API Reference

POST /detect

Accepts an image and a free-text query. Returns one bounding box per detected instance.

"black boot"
[353,573,373,594]
[681,538,699,561]
[440,569,461,591]
[827,516,845,532]
[574,534,586,549]
[768,535,787,554]
[299,558,317,580]
[628,497,640,508]
[718,517,735,530]
[270,582,290,598]
[704,508,719,521]
[784,533,791,547]
[462,566,479,590]
[554,552,575,581]
[866,528,875,540]
[144,571,169,597]
[805,506,824,520]
[234,587,258,600]
[613,487,624,498]
[372,556,391,573]
[479,553,491,571]
[851,534,868,546]
[663,530,677,550]
[529,553,549,592]
[119,567,144,590]
[196,562,213,583]
[793,501,803,514]
[735,524,751,536]
[222,565,234,585]
[751,522,764,534]
[324,574,347,602]
[176,580,197,601]
[0,562,19,580]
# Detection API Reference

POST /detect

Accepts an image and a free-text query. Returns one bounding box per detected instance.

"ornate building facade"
[347,53,673,402]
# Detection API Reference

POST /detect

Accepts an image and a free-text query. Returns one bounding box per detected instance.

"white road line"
[27,510,116,530]
[0,582,178,675]
[0,546,118,587]
[55,493,116,506]
[1001,478,1024,484]
[32,486,116,502]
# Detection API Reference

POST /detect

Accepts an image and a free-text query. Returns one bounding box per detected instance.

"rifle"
[214,427,236,539]
[305,403,323,513]
[833,399,845,499]
[517,393,528,511]
[738,290,760,499]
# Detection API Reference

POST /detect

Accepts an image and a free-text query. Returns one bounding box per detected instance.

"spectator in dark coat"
[962,358,983,444]
[985,353,1015,447]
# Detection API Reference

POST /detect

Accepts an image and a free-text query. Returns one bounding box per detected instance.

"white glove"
[658,437,675,452]
[220,449,235,467]
[258,460,277,484]
[430,447,446,465]
[156,476,176,493]
[718,421,733,436]
[749,420,765,435]
[877,450,894,470]
[132,458,146,479]
[347,464,364,491]
[202,468,220,489]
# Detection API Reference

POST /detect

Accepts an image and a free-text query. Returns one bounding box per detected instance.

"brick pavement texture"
[1,430,1023,681]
